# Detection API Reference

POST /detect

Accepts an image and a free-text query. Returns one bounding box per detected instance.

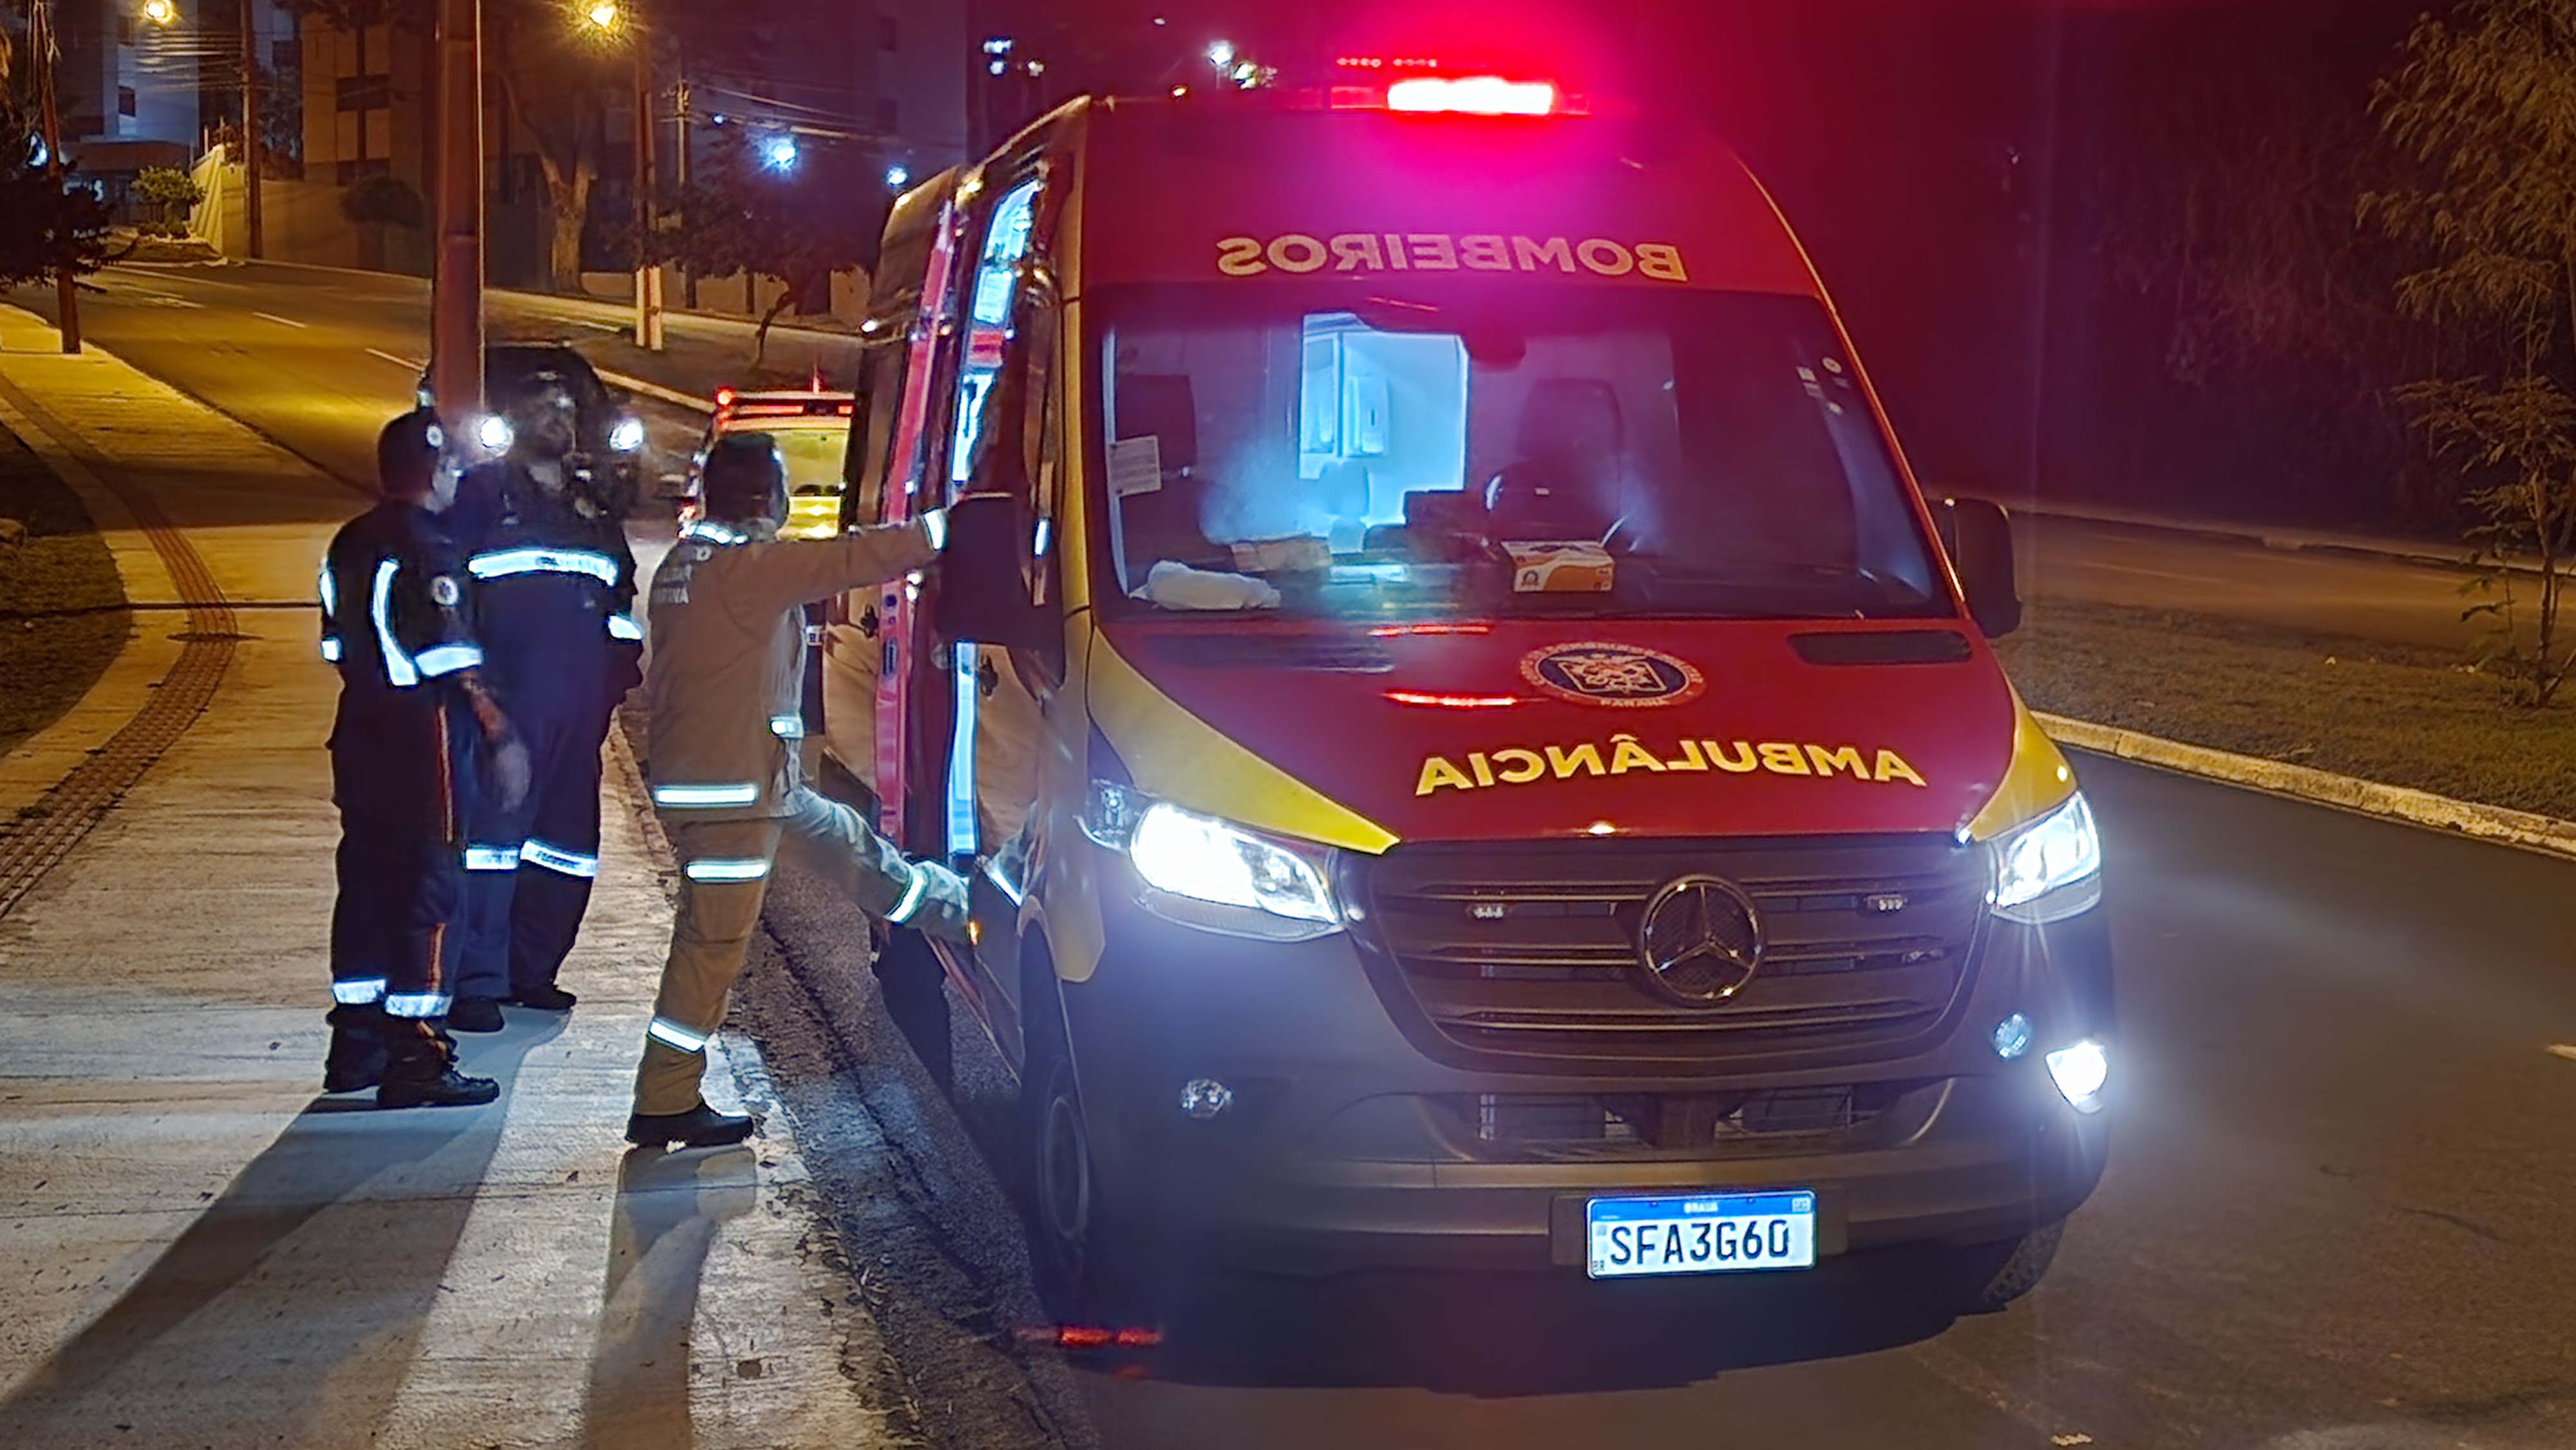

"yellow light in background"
[583,1,623,32]
[141,0,177,24]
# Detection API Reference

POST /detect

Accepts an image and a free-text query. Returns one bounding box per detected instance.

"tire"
[1020,966,1154,1324]
[871,924,952,1091]
[1967,1219,2065,1313]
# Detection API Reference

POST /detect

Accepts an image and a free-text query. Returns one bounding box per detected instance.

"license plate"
[1585,1191,1817,1279]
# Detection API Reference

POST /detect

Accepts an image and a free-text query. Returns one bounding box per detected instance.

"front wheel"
[1021,990,1156,1325]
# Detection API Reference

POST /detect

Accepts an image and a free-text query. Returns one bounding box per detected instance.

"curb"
[2036,710,2576,862]
[596,366,715,415]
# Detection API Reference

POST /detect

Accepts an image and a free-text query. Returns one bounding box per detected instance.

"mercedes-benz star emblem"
[1634,875,1765,1006]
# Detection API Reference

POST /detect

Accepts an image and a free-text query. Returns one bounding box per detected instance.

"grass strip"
[1996,599,2576,822]
[0,425,130,758]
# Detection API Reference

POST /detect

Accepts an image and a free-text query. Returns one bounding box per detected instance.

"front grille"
[1430,1082,1922,1162]
[1356,835,1985,1071]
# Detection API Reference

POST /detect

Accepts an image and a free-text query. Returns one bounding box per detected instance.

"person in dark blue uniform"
[446,378,643,1030]
[318,409,531,1107]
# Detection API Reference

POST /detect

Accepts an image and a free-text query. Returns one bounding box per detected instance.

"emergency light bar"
[1326,73,1585,117]
[1389,76,1557,115]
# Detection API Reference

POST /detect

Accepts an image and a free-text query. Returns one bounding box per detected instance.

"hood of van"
[1086,617,2027,851]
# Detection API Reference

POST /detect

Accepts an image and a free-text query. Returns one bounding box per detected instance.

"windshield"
[768,426,849,496]
[1095,287,1947,623]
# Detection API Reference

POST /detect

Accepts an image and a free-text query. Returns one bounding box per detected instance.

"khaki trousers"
[632,787,917,1116]
[633,816,784,1116]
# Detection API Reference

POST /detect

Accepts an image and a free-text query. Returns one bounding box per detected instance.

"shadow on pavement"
[1108,1245,1977,1396]
[0,1016,564,1449]
[576,1143,759,1449]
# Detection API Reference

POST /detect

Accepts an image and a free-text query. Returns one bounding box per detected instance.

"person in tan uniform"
[628,433,971,1149]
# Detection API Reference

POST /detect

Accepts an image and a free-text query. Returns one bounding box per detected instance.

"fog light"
[1177,1078,1233,1120]
[2046,1040,2108,1114]
[1991,1013,2032,1061]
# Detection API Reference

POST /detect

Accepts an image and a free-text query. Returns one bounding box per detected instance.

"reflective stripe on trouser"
[634,816,784,1116]
[634,787,923,1116]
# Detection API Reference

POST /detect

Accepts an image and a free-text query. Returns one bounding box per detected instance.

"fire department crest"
[1520,643,1705,709]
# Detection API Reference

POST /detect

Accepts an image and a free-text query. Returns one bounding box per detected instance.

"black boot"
[506,983,577,1012]
[377,1020,501,1108]
[626,1101,761,1148]
[448,997,506,1033]
[323,1004,390,1093]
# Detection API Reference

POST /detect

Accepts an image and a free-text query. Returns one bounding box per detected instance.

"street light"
[580,0,663,350]
[135,0,261,258]
[762,135,798,171]
[884,163,909,189]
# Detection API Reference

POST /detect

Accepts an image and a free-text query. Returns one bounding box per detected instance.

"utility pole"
[430,0,484,431]
[672,72,694,309]
[240,0,263,259]
[32,0,81,353]
[631,25,661,350]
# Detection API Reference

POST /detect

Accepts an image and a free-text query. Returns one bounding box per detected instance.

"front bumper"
[1048,875,2113,1276]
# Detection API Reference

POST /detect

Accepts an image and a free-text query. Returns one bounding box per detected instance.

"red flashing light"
[714,386,738,408]
[1387,75,1559,116]
[1016,1324,1165,1350]
[1385,690,1522,710]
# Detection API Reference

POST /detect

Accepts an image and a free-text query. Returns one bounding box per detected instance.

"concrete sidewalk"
[0,306,898,1448]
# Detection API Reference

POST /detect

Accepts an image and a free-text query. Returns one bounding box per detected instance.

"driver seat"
[1484,378,1623,540]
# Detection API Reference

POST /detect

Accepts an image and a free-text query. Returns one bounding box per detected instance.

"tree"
[649,124,871,361]
[0,99,111,290]
[2365,0,2576,706]
[133,165,204,227]
[280,0,616,291]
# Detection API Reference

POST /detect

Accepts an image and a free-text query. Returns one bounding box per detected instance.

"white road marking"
[252,310,309,329]
[366,348,423,371]
[2076,560,2234,586]
[2546,1044,2576,1062]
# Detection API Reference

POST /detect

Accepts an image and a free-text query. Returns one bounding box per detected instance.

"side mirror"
[1938,496,2022,638]
[933,493,1055,653]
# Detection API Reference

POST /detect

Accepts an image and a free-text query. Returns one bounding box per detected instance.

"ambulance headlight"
[1988,792,2102,925]
[608,416,647,453]
[473,413,514,455]
[1084,782,1341,941]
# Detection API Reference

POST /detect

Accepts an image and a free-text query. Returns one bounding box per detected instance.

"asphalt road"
[14,267,2574,1447]
[737,755,2576,1450]
[5,261,864,490]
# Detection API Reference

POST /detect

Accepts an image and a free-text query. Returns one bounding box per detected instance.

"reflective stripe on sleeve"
[683,856,771,882]
[416,643,484,678]
[521,840,601,878]
[320,637,343,663]
[467,547,621,586]
[370,558,419,688]
[332,977,388,1005]
[318,560,338,616]
[678,521,744,545]
[886,860,931,924]
[607,613,645,641]
[384,992,453,1019]
[769,713,804,738]
[464,844,522,872]
[651,782,761,807]
[647,1017,710,1052]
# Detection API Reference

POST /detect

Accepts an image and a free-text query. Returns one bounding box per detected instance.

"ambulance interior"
[1099,289,1947,622]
